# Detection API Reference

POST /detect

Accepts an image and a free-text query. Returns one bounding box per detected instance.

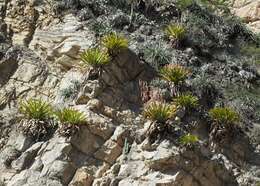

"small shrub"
[209,107,240,126]
[165,24,186,47]
[56,108,86,125]
[18,99,55,140]
[174,94,199,109]
[19,99,53,121]
[180,133,199,147]
[144,43,171,71]
[81,48,110,67]
[143,101,176,123]
[160,64,190,85]
[102,33,128,56]
[56,108,86,137]
[60,80,81,99]
[91,21,113,36]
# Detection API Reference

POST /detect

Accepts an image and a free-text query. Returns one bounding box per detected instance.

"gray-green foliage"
[150,78,169,89]
[144,43,171,71]
[123,138,130,155]
[177,0,230,12]
[91,21,113,36]
[60,80,81,99]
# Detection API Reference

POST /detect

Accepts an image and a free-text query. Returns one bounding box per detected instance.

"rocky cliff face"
[0,0,260,186]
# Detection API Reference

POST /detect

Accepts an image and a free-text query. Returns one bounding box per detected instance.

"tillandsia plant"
[165,24,186,48]
[81,48,110,68]
[208,107,240,143]
[55,108,86,137]
[143,101,177,142]
[143,101,176,123]
[18,99,55,141]
[209,107,240,127]
[160,64,190,86]
[102,33,129,56]
[180,133,199,148]
[174,93,199,110]
[80,48,110,78]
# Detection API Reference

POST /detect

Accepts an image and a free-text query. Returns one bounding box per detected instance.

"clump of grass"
[180,133,199,147]
[143,102,176,123]
[174,93,199,109]
[19,99,53,120]
[102,33,129,56]
[81,48,110,67]
[18,99,55,141]
[160,64,190,85]
[165,24,186,48]
[56,108,86,137]
[56,108,86,125]
[209,107,240,126]
[209,107,240,143]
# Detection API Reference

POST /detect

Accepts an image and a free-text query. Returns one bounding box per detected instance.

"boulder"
[69,167,94,186]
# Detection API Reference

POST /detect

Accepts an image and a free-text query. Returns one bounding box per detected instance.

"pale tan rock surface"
[232,0,260,33]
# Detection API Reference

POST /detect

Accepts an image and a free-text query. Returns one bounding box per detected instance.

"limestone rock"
[4,0,38,46]
[94,140,122,164]
[69,167,94,186]
[233,0,260,32]
[29,14,95,60]
[71,125,104,155]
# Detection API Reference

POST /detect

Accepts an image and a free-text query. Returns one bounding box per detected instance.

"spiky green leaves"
[165,24,186,41]
[160,64,190,85]
[102,33,129,56]
[55,108,86,125]
[81,48,110,67]
[174,94,199,109]
[143,102,176,123]
[180,133,199,147]
[209,107,240,126]
[19,99,53,121]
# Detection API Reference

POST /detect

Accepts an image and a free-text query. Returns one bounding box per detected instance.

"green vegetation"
[241,45,260,63]
[19,99,53,121]
[209,107,240,126]
[102,33,129,56]
[180,133,199,147]
[91,21,113,36]
[176,0,193,10]
[55,108,86,125]
[160,64,190,85]
[174,94,199,109]
[60,80,81,99]
[176,0,230,13]
[144,43,171,71]
[143,102,176,123]
[165,24,186,46]
[81,48,110,67]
